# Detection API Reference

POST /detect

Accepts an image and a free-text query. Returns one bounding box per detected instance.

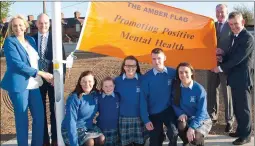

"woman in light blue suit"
[0,15,54,146]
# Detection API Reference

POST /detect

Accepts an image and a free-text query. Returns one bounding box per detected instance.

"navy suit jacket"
[220,28,255,88]
[0,35,38,92]
[32,32,66,75]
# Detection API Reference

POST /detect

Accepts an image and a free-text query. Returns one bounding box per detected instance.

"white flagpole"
[51,2,65,146]
[253,3,255,146]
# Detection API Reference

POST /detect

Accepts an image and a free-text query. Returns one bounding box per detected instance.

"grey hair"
[37,13,49,20]
[216,4,228,9]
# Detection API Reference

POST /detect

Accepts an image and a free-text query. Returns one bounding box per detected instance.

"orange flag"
[77,2,217,69]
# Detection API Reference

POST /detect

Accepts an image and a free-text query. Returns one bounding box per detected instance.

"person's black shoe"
[232,137,251,145]
[225,123,233,132]
[229,132,239,138]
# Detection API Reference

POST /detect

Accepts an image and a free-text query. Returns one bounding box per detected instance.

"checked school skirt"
[102,129,120,146]
[119,116,149,146]
[62,125,103,146]
[194,118,212,137]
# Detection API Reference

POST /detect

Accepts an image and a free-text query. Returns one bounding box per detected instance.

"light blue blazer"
[0,35,38,93]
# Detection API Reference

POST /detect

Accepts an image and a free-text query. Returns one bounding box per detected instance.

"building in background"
[0,11,85,44]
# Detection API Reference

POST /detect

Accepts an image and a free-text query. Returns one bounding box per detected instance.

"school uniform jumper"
[61,92,103,146]
[97,92,120,146]
[115,73,149,145]
[172,81,212,144]
[140,67,178,146]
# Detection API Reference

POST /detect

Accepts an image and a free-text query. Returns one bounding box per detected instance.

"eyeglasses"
[124,65,137,68]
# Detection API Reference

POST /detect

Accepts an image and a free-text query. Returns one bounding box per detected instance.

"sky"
[9,1,254,22]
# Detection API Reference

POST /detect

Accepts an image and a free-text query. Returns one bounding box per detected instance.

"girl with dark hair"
[115,56,149,146]
[172,62,212,146]
[61,71,105,146]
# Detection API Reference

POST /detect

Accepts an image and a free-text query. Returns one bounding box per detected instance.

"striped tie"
[39,35,47,71]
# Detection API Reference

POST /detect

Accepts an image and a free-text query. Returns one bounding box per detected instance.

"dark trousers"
[148,106,178,146]
[40,79,57,143]
[231,86,252,138]
[177,121,204,146]
[207,71,234,124]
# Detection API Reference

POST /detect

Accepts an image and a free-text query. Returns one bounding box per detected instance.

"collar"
[180,80,194,89]
[81,92,89,96]
[218,20,227,25]
[234,28,245,37]
[102,92,115,98]
[153,67,168,75]
[38,31,49,39]
[122,73,138,80]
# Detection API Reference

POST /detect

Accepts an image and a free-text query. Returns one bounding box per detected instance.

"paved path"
[2,133,254,146]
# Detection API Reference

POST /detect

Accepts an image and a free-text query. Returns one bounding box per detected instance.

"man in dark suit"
[207,4,234,132]
[212,12,254,145]
[34,13,66,146]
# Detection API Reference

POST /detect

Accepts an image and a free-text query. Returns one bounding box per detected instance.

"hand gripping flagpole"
[51,2,65,145]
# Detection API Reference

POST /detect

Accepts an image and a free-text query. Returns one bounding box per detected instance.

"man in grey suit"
[212,11,254,145]
[207,4,234,132]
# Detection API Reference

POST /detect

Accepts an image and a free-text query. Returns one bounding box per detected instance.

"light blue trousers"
[9,88,44,146]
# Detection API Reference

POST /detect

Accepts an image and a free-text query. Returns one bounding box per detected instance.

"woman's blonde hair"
[7,15,29,36]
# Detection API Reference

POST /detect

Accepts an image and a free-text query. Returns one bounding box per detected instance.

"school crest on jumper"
[168,79,172,86]
[190,96,196,103]
[95,97,98,104]
[136,86,140,93]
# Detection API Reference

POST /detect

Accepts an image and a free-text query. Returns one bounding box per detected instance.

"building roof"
[62,17,85,27]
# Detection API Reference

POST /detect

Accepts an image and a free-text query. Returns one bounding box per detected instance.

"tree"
[0,2,13,49]
[233,3,254,26]
[0,2,13,22]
